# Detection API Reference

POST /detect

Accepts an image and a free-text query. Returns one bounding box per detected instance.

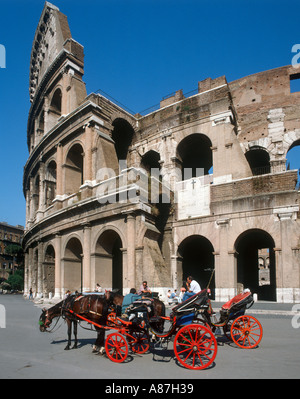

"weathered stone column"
[84,125,93,183]
[126,214,136,289]
[37,241,44,297]
[82,224,91,292]
[27,247,33,296]
[56,143,63,196]
[54,234,62,299]
[215,218,235,302]
[24,252,29,296]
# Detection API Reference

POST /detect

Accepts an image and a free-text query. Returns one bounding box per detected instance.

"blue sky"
[0,0,299,227]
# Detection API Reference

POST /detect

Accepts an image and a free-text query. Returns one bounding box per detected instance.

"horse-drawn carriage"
[39,288,263,370]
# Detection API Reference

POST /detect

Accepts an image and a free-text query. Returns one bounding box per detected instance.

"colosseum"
[23,2,300,303]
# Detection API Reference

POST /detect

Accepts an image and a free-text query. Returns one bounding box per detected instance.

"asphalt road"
[0,295,299,381]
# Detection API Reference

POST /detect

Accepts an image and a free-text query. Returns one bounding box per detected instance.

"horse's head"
[39,308,52,332]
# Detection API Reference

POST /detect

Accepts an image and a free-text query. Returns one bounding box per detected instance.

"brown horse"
[39,294,109,352]
[104,290,166,332]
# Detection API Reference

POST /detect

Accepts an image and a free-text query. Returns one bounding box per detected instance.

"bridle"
[39,308,62,333]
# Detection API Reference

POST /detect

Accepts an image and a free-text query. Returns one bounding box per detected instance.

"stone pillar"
[84,125,93,183]
[54,234,62,299]
[29,177,35,221]
[215,218,235,301]
[37,241,44,297]
[126,214,136,288]
[25,190,31,229]
[24,252,29,296]
[39,162,45,211]
[28,247,33,297]
[82,224,91,292]
[276,206,299,302]
[56,143,63,196]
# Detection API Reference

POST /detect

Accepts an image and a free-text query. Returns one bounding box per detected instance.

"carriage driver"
[182,276,201,302]
[121,288,141,316]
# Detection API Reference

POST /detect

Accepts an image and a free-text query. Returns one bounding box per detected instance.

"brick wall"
[211,170,298,202]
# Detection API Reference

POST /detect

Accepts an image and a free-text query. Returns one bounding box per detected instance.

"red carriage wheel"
[105,333,128,363]
[174,324,217,370]
[230,315,263,349]
[129,330,150,354]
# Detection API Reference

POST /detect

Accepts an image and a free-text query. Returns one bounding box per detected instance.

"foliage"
[6,268,24,291]
[4,244,23,257]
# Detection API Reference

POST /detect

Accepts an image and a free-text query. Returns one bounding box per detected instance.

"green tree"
[7,269,24,291]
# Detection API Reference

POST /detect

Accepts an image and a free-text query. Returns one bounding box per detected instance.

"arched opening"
[178,235,215,298]
[64,237,83,293]
[36,110,44,141]
[43,244,55,296]
[176,134,213,180]
[286,139,300,187]
[33,175,40,216]
[112,118,135,166]
[64,143,84,195]
[141,149,162,202]
[235,229,276,301]
[45,160,56,206]
[95,230,123,293]
[48,88,62,131]
[32,249,38,295]
[245,147,271,175]
[141,150,161,175]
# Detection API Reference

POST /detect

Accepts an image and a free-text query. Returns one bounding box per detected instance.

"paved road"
[0,295,299,381]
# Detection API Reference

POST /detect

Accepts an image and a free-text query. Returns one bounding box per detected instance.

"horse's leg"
[92,327,105,355]
[64,319,72,350]
[72,320,78,349]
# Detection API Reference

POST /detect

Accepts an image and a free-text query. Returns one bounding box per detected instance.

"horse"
[104,290,166,332]
[39,294,109,353]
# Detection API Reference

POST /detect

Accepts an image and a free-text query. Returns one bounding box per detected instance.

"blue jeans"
[182,291,196,302]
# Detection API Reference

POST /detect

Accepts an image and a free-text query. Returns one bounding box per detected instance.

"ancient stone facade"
[23,2,300,302]
[0,223,24,280]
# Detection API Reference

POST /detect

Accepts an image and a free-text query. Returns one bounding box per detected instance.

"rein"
[40,313,62,333]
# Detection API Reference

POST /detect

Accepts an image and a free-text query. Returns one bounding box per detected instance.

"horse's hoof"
[64,346,70,350]
[72,345,78,349]
[99,347,106,356]
[92,345,99,353]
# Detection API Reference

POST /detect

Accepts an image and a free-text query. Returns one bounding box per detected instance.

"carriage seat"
[172,289,208,314]
[221,290,253,313]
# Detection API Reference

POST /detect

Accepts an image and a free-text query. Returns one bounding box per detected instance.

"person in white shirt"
[182,276,201,301]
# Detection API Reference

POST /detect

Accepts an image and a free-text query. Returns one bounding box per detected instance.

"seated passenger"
[138,281,151,296]
[182,276,201,302]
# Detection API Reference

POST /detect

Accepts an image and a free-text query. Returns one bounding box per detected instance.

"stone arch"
[64,142,84,195]
[63,236,83,293]
[286,136,300,181]
[43,243,55,296]
[32,174,40,216]
[94,228,124,292]
[245,146,271,175]
[177,235,215,298]
[44,159,57,206]
[140,150,161,174]
[176,133,213,180]
[234,229,276,301]
[48,87,62,130]
[111,117,135,166]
